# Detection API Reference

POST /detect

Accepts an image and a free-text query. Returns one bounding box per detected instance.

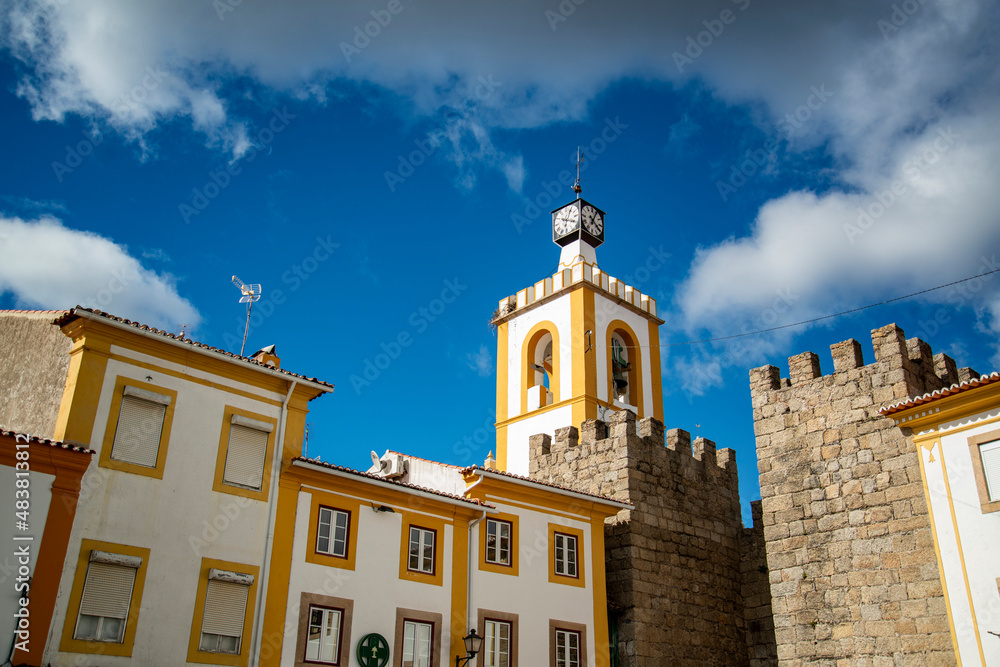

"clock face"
[582,205,603,235]
[553,204,580,236]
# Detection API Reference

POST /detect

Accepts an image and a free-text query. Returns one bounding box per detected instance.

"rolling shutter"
[223,423,269,490]
[111,394,167,467]
[201,579,250,639]
[78,562,138,620]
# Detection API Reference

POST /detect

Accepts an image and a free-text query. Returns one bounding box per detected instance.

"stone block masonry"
[530,409,774,667]
[750,324,970,666]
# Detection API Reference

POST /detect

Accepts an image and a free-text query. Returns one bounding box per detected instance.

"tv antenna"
[572,146,585,195]
[231,275,262,356]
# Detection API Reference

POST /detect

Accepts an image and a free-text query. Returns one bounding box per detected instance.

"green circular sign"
[356,633,390,667]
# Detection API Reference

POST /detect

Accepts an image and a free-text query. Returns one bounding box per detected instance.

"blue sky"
[1,0,998,523]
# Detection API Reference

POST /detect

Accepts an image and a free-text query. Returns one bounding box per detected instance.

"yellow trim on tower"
[605,320,644,419]
[570,289,598,428]
[647,319,664,422]
[211,406,278,502]
[185,557,260,666]
[98,376,178,479]
[496,321,509,470]
[520,321,560,416]
[59,539,151,657]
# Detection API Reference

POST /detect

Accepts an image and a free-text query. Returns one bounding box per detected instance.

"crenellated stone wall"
[530,409,767,667]
[749,323,970,666]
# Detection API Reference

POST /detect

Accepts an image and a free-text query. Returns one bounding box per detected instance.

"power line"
[668,267,1000,347]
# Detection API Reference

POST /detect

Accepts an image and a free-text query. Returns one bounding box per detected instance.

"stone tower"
[750,323,973,665]
[530,410,774,666]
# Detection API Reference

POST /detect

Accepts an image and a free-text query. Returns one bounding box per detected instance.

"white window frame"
[485,518,512,566]
[981,439,1000,502]
[555,629,580,667]
[316,507,350,558]
[402,619,433,667]
[305,605,343,664]
[484,619,511,667]
[554,533,577,577]
[408,527,435,574]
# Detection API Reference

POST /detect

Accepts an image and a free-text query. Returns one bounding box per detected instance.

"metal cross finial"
[573,147,584,194]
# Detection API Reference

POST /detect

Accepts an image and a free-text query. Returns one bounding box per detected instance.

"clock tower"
[493,190,665,475]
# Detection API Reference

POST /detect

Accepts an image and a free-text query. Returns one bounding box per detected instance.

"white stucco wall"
[0,464,54,658]
[283,487,457,666]
[471,500,597,666]
[505,406,573,477]
[44,350,286,666]
[921,408,1000,666]
[505,297,573,423]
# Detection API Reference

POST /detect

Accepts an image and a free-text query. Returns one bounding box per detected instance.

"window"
[99,377,177,478]
[74,551,142,643]
[477,609,518,667]
[484,620,510,667]
[968,430,1000,513]
[294,593,354,667]
[980,440,1000,501]
[485,519,511,566]
[213,407,277,501]
[604,321,644,416]
[398,515,444,586]
[554,533,577,577]
[548,524,585,587]
[59,540,150,658]
[317,507,350,558]
[306,493,360,570]
[554,630,580,667]
[223,417,272,489]
[187,558,259,666]
[403,621,432,667]
[408,527,435,574]
[479,513,519,576]
[306,606,342,663]
[548,621,586,667]
[392,608,441,667]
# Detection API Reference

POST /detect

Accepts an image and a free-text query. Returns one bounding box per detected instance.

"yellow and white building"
[0,307,333,666]
[260,450,628,667]
[883,372,1000,665]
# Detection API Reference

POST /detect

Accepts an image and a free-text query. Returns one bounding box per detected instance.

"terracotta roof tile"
[1,428,95,455]
[56,307,333,390]
[460,465,631,506]
[292,456,495,508]
[880,371,1000,416]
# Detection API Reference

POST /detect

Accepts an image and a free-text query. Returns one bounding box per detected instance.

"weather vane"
[573,146,585,195]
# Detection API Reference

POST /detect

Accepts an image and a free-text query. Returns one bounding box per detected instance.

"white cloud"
[466,344,493,377]
[0,215,201,331]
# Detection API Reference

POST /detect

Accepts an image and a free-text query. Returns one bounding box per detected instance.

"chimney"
[251,344,281,368]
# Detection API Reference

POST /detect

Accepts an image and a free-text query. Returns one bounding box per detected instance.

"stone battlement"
[750,322,978,399]
[529,408,752,665]
[748,323,962,665]
[495,262,659,323]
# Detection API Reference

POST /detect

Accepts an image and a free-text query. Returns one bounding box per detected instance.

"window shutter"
[223,424,269,489]
[982,441,1000,501]
[78,562,137,619]
[111,395,166,467]
[201,580,249,638]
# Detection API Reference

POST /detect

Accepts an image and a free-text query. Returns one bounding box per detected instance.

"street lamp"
[455,629,483,667]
